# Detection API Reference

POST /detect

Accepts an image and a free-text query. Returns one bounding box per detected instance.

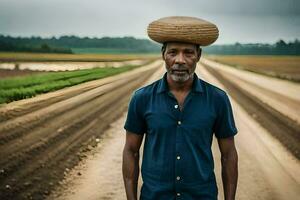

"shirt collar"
[157,72,203,94]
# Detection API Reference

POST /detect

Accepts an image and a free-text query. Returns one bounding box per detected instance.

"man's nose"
[175,53,186,64]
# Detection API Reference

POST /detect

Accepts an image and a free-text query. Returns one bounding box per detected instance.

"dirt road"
[201,59,300,159]
[198,64,300,200]
[47,61,300,200]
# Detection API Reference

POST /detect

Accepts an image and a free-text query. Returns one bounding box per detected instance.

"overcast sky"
[0,0,299,44]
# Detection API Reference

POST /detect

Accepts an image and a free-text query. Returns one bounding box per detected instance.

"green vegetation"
[0,35,160,54]
[0,64,141,104]
[0,38,73,54]
[204,39,300,55]
[1,34,299,55]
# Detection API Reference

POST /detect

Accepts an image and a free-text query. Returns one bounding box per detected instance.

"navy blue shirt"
[124,73,238,200]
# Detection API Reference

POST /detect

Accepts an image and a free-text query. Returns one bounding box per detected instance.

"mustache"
[171,64,188,71]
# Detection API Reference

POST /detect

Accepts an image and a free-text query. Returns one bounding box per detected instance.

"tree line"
[0,35,73,54]
[0,35,160,54]
[0,35,299,55]
[203,39,300,55]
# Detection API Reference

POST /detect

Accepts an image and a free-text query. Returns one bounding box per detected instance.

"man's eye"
[168,51,176,55]
[185,51,195,56]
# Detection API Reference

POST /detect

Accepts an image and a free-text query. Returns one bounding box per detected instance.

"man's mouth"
[172,69,188,74]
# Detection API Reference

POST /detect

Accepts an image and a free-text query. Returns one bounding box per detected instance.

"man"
[122,16,238,200]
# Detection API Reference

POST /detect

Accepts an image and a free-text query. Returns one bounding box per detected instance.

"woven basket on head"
[147,16,219,46]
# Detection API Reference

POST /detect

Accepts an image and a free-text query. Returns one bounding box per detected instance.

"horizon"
[1,33,299,46]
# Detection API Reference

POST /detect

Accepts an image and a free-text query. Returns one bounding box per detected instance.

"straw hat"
[147,16,219,46]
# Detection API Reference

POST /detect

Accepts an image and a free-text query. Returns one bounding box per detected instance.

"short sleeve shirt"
[124,73,238,200]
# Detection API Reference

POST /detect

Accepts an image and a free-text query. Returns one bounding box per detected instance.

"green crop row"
[0,65,140,104]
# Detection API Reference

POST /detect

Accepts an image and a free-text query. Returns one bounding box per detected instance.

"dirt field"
[0,57,299,199]
[0,52,159,63]
[206,55,300,82]
[0,61,162,199]
[201,58,300,159]
[0,68,45,78]
[0,60,148,73]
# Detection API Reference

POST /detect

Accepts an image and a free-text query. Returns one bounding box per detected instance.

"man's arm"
[122,131,144,200]
[217,136,238,200]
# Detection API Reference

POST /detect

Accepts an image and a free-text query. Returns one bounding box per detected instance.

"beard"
[166,64,195,83]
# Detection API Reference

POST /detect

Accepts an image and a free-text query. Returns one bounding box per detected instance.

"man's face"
[162,42,201,83]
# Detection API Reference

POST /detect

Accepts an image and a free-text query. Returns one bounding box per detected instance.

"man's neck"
[167,74,194,93]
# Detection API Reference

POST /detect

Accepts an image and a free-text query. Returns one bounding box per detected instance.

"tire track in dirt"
[201,62,300,159]
[0,60,154,123]
[197,65,299,199]
[0,61,162,200]
[48,64,166,200]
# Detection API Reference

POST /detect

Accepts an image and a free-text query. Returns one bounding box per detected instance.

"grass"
[0,52,160,62]
[0,64,141,104]
[205,55,300,82]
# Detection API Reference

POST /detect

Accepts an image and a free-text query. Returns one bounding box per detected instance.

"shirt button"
[177,156,181,160]
[177,193,181,196]
[174,105,179,109]
[176,176,181,181]
[177,121,181,125]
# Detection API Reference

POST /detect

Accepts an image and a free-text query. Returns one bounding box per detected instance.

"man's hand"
[217,136,238,200]
[122,131,144,200]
